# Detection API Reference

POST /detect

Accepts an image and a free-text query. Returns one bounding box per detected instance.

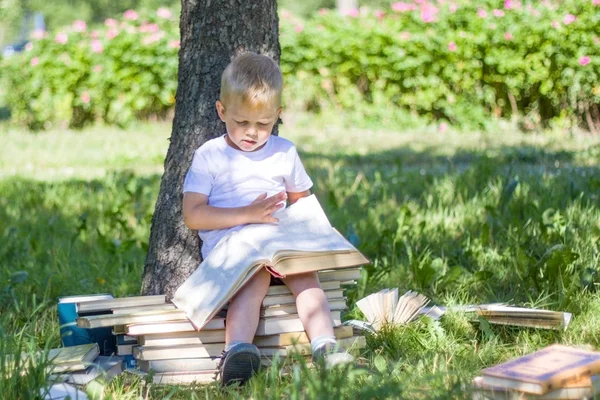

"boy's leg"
[220,267,270,385]
[226,267,271,344]
[282,272,334,339]
[283,272,354,367]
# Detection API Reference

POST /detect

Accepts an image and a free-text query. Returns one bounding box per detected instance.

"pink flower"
[90,40,103,53]
[55,32,68,44]
[281,10,291,19]
[420,3,438,23]
[593,0,600,5]
[563,14,576,25]
[493,9,505,17]
[30,57,39,66]
[139,23,160,33]
[294,24,304,33]
[106,28,119,40]
[392,2,416,12]
[92,65,103,73]
[504,32,513,40]
[449,3,458,13]
[123,9,139,21]
[72,20,87,32]
[551,20,560,29]
[318,8,328,15]
[90,30,99,39]
[579,56,591,66]
[104,18,118,27]
[142,31,165,45]
[80,92,91,104]
[477,8,488,18]
[31,29,45,40]
[374,9,385,19]
[344,8,359,17]
[156,7,172,18]
[504,0,514,9]
[399,31,412,41]
[439,122,448,133]
[448,41,457,52]
[168,40,180,49]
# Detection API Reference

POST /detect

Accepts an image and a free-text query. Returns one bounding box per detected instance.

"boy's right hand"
[244,191,287,224]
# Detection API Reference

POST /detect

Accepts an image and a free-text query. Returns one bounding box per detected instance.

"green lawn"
[1,121,600,399]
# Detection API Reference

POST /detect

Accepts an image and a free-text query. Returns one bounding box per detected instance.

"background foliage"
[2,0,599,131]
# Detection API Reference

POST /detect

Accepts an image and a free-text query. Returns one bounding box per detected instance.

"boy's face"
[216,98,282,152]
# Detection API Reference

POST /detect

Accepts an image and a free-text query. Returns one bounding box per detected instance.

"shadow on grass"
[0,143,599,311]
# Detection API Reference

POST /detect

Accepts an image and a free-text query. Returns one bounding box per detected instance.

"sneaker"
[311,342,355,369]
[217,342,261,386]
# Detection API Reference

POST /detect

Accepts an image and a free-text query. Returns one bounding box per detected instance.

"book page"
[173,195,359,329]
[237,195,357,260]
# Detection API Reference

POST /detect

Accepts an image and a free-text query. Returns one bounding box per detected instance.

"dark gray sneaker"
[311,342,355,369]
[217,343,261,386]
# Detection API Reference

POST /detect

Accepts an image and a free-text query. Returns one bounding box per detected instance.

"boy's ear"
[215,100,226,121]
[276,107,283,118]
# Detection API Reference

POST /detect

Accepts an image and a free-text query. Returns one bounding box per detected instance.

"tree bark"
[141,0,280,298]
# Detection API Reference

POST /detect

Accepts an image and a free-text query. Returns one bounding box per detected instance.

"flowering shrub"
[280,0,600,130]
[1,8,178,129]
[2,1,599,130]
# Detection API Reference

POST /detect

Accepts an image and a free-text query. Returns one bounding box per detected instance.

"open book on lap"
[172,195,369,329]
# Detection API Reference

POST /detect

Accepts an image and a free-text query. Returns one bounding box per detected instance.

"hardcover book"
[472,375,600,400]
[481,344,600,395]
[172,195,369,329]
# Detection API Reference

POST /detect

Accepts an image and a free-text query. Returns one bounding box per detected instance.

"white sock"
[311,335,337,353]
[224,340,245,352]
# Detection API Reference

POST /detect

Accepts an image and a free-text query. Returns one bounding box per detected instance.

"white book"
[263,289,344,307]
[317,268,361,282]
[126,318,225,336]
[127,369,216,385]
[266,280,340,296]
[356,289,429,331]
[111,303,176,315]
[77,295,166,313]
[140,330,226,347]
[172,195,368,329]
[256,311,341,336]
[259,336,366,357]
[139,358,220,373]
[134,343,225,360]
[262,298,347,318]
[49,356,123,386]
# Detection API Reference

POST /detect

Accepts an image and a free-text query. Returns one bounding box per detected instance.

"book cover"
[172,195,368,329]
[481,344,600,395]
[472,375,600,400]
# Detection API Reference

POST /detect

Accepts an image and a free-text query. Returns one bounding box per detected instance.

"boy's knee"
[284,272,321,296]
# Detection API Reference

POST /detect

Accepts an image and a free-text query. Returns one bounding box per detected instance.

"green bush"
[2,0,599,130]
[2,8,178,129]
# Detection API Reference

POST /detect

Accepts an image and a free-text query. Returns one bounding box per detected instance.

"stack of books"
[76,268,366,385]
[472,344,600,400]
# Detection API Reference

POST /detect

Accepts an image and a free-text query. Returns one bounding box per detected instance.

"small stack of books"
[76,268,366,385]
[472,344,600,400]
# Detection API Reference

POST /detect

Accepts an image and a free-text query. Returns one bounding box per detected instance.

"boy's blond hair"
[220,53,283,108]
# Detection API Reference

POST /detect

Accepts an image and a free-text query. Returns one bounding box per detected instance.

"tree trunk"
[141,0,280,298]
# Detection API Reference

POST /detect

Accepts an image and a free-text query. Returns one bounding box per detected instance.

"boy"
[182,53,353,386]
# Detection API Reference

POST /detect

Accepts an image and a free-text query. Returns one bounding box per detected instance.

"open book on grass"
[173,195,369,329]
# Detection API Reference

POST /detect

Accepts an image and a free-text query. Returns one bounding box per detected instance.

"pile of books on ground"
[75,268,366,385]
[473,344,600,400]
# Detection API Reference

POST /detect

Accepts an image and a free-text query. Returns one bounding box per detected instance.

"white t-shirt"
[183,134,313,258]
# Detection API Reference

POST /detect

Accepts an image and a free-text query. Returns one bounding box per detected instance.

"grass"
[1,119,600,399]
